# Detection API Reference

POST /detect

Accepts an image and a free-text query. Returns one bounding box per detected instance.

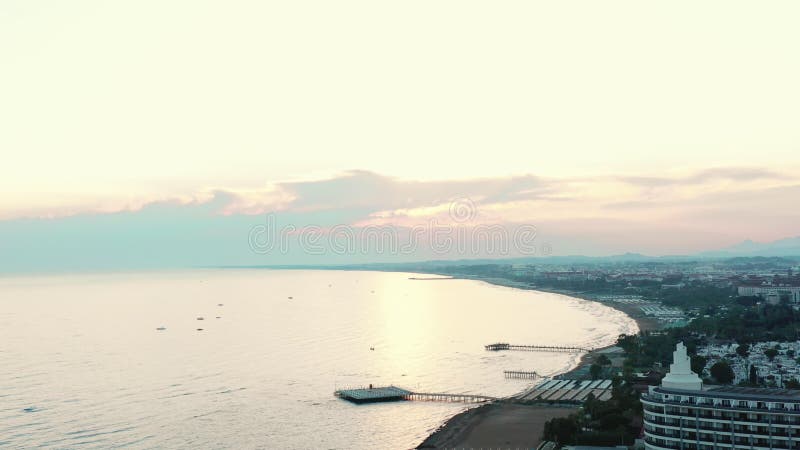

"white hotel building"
[737,285,800,304]
[642,343,800,450]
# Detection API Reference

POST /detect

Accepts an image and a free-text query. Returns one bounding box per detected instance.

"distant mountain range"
[700,236,800,258]
[399,238,800,265]
[418,237,799,267]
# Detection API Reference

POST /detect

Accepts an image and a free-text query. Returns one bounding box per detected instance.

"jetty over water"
[406,392,498,403]
[334,386,497,404]
[504,370,543,379]
[485,343,591,353]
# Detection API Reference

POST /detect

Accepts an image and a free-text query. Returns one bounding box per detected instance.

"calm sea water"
[0,270,637,449]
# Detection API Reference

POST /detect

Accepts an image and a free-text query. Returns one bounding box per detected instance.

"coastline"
[450,275,663,381]
[415,274,656,449]
[455,275,660,333]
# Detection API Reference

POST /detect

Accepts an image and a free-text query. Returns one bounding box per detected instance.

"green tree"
[736,343,749,357]
[543,416,579,444]
[710,361,735,384]
[590,363,603,380]
[785,379,800,389]
[690,355,707,375]
[749,365,759,385]
[596,354,612,366]
[765,348,779,361]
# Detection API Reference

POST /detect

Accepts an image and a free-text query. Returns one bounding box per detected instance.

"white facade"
[643,343,800,450]
[661,342,703,391]
[738,285,800,303]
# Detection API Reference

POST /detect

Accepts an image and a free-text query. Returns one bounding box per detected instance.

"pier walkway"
[504,370,543,379]
[485,343,591,353]
[406,392,498,403]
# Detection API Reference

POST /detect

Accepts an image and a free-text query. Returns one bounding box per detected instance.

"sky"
[1,1,799,270]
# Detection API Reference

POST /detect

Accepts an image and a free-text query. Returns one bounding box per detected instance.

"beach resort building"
[643,342,800,450]
[738,284,800,304]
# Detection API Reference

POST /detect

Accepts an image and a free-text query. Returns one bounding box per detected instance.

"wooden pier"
[504,370,543,379]
[334,386,497,404]
[485,343,591,353]
[406,392,498,403]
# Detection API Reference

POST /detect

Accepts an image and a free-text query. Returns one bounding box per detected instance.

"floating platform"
[335,386,411,404]
[334,386,496,404]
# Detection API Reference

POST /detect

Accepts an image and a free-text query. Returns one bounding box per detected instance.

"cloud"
[6,166,794,223]
[615,167,787,188]
[2,167,799,265]
[214,187,296,216]
[214,170,554,217]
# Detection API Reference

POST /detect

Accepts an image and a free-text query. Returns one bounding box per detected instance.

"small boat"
[197,328,204,331]
[288,296,293,299]
[197,317,204,320]
[156,327,166,331]
[370,347,375,351]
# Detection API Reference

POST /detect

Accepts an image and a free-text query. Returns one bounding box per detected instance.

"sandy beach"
[417,402,574,449]
[457,276,660,333]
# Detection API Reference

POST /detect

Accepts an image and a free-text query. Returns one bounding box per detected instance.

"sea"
[0,269,638,449]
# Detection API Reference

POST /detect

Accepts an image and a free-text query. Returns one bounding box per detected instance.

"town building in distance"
[738,284,800,304]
